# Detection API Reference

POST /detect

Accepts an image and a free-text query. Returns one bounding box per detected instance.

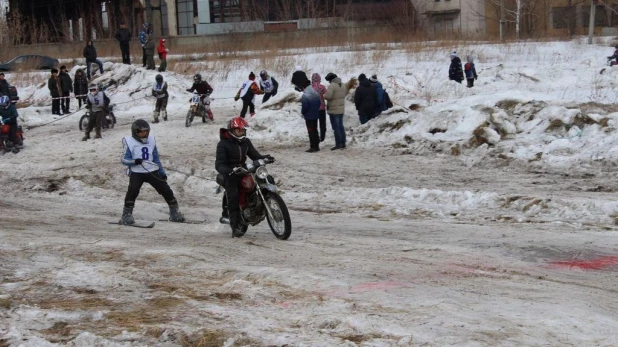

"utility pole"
[588,0,597,44]
[500,0,506,42]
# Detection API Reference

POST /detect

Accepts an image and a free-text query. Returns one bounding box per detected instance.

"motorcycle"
[216,158,292,240]
[79,104,116,131]
[185,92,213,127]
[0,121,24,153]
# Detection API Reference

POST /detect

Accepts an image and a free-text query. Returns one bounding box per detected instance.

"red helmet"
[228,116,249,141]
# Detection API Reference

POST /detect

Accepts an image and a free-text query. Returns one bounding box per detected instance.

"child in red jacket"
[157,39,168,72]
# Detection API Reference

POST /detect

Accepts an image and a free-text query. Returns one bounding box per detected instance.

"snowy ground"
[1,38,618,346]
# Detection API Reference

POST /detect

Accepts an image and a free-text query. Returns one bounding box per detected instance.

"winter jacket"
[371,80,387,113]
[59,71,73,93]
[449,56,464,82]
[464,56,478,80]
[354,77,377,117]
[0,79,10,96]
[187,81,213,95]
[144,39,155,56]
[324,77,346,115]
[157,39,167,60]
[0,103,18,121]
[215,128,266,176]
[73,69,88,97]
[152,81,168,99]
[115,27,131,43]
[301,85,321,121]
[83,42,97,62]
[48,76,61,97]
[139,23,151,46]
[311,73,327,110]
[292,70,309,91]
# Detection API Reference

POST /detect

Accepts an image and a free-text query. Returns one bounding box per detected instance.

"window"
[176,0,195,35]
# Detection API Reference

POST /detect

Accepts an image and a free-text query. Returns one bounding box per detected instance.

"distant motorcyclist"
[186,73,213,105]
[215,116,274,235]
[0,95,22,152]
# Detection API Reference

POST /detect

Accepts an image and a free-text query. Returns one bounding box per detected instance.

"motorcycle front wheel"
[185,110,193,128]
[264,193,292,240]
[79,114,89,131]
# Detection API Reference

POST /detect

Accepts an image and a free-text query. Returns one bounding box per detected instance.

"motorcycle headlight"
[256,166,268,180]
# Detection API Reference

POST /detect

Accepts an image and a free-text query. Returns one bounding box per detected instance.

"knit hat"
[324,72,337,82]
[369,74,378,83]
[51,68,58,74]
[60,65,66,70]
[358,73,367,80]
[450,51,457,58]
[249,71,255,80]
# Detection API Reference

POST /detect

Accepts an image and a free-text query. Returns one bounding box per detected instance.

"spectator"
[139,23,152,67]
[324,72,346,150]
[464,55,478,88]
[234,72,263,118]
[157,38,168,72]
[58,66,73,114]
[83,40,105,80]
[354,74,377,125]
[311,72,328,142]
[301,80,321,153]
[73,69,88,109]
[0,72,10,96]
[291,65,309,92]
[144,35,156,70]
[48,68,62,115]
[369,74,387,119]
[449,51,464,83]
[115,22,132,65]
[258,70,278,103]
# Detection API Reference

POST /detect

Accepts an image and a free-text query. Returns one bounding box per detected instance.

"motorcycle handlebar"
[228,158,274,176]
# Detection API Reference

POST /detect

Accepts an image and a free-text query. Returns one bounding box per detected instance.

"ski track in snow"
[1,38,618,346]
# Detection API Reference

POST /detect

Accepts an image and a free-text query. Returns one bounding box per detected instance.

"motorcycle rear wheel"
[79,114,89,131]
[264,193,292,240]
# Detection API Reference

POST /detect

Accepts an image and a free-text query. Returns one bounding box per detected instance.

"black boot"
[229,209,244,237]
[168,201,185,222]
[120,205,135,225]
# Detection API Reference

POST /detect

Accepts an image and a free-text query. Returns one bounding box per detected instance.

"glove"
[232,167,243,175]
[134,159,143,165]
[265,155,275,163]
[234,95,240,101]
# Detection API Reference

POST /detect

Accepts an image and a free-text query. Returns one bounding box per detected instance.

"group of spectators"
[449,51,478,88]
[47,66,89,115]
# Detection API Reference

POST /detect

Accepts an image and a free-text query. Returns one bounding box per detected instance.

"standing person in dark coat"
[448,51,464,83]
[115,22,132,64]
[0,72,10,97]
[301,80,322,152]
[291,65,309,92]
[73,69,88,109]
[58,66,73,113]
[354,74,377,125]
[83,40,105,80]
[144,36,156,70]
[369,74,386,119]
[48,68,62,115]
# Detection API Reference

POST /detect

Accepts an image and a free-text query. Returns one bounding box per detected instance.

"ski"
[158,219,207,225]
[108,221,155,228]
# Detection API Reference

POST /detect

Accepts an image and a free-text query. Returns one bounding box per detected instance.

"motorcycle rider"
[82,83,110,141]
[0,95,22,153]
[152,74,168,123]
[186,73,213,112]
[120,119,185,224]
[215,116,274,236]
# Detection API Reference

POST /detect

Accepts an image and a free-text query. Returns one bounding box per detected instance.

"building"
[423,0,487,36]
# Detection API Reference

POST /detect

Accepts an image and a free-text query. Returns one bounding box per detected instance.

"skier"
[234,71,263,118]
[0,95,22,153]
[258,70,278,103]
[152,74,168,123]
[215,116,274,236]
[120,119,186,225]
[82,83,110,141]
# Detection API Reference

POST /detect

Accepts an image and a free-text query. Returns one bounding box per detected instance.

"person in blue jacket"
[301,80,322,152]
[369,74,387,119]
[139,23,152,68]
[120,119,185,225]
[0,95,22,153]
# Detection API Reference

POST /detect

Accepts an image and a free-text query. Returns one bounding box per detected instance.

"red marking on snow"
[278,301,293,309]
[549,256,618,270]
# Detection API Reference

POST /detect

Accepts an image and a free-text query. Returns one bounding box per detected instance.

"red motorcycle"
[0,122,24,153]
[217,158,292,240]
